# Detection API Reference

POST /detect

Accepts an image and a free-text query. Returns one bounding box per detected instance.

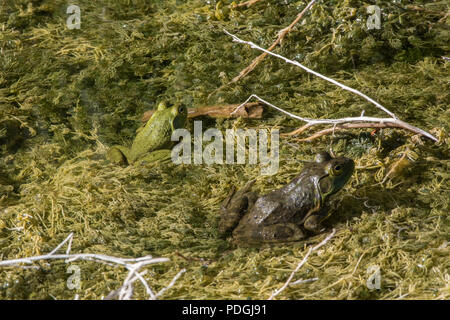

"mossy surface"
[0,0,449,299]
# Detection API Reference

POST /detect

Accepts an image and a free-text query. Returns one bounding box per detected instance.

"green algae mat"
[0,0,449,299]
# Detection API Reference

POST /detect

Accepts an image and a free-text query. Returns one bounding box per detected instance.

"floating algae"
[0,0,449,299]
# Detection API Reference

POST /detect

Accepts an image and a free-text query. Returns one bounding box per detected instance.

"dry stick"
[224,31,438,142]
[290,122,426,141]
[301,250,366,299]
[282,123,315,136]
[118,269,151,300]
[290,277,318,285]
[0,233,184,300]
[226,30,396,118]
[154,268,187,299]
[119,263,156,300]
[268,228,336,300]
[209,0,317,98]
[234,94,437,142]
[141,102,264,123]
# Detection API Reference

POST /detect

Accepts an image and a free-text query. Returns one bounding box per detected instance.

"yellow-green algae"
[0,0,449,299]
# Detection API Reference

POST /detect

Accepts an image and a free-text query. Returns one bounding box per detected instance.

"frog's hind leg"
[218,180,257,236]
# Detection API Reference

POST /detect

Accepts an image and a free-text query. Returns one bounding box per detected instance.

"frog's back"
[129,111,173,161]
[236,169,319,228]
[228,152,354,244]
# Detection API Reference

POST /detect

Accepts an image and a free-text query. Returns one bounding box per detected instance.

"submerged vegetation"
[0,0,449,299]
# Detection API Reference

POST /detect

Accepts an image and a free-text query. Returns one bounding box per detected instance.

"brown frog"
[218,151,354,244]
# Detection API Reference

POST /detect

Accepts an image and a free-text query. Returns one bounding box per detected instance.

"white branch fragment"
[0,233,185,300]
[49,232,74,256]
[234,94,395,124]
[154,268,187,300]
[269,228,336,300]
[224,31,438,142]
[234,94,437,141]
[118,269,149,300]
[290,277,318,285]
[225,29,396,118]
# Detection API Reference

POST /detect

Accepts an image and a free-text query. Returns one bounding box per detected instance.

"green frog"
[107,101,187,165]
[218,151,354,244]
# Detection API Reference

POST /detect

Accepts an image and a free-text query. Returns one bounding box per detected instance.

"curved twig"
[223,29,438,142]
[225,30,396,119]
[0,233,184,300]
[209,0,317,98]
[290,122,434,142]
[233,94,438,142]
[268,229,336,300]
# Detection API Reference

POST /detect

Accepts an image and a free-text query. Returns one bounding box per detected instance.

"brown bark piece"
[141,102,264,123]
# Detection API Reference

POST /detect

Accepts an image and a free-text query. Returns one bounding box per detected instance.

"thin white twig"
[233,94,438,142]
[49,233,74,256]
[224,31,438,142]
[118,269,143,300]
[225,29,396,119]
[269,228,336,300]
[153,268,187,300]
[119,263,156,300]
[0,233,182,300]
[66,234,73,255]
[119,267,153,300]
[290,277,318,285]
[0,252,169,267]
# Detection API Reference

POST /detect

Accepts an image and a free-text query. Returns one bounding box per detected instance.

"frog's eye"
[326,163,343,176]
[332,164,343,175]
[178,105,186,114]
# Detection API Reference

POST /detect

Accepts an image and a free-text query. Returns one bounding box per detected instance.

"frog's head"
[314,151,354,199]
[169,103,188,130]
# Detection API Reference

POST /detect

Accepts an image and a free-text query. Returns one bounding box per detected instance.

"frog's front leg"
[234,223,306,244]
[107,145,131,165]
[303,207,330,233]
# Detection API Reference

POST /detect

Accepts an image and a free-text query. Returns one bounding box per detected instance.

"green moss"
[0,0,449,299]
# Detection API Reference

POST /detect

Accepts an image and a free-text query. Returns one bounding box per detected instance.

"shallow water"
[0,0,448,299]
